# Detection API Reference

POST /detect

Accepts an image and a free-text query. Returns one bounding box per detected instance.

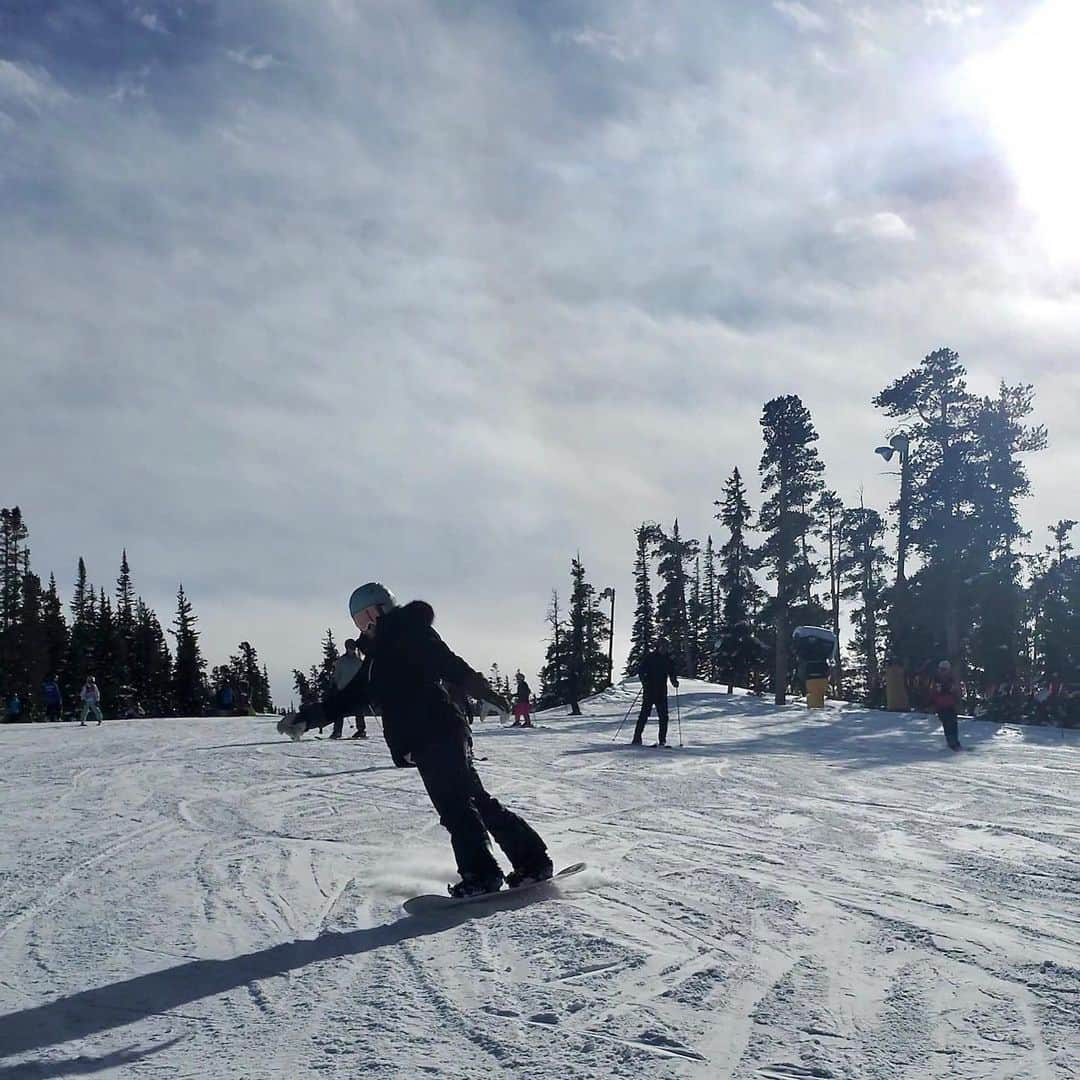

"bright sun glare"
[963,0,1080,256]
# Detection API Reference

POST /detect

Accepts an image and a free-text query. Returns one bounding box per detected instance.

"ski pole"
[612,686,642,741]
[676,684,683,747]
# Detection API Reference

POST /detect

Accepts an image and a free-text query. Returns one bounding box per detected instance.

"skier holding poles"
[631,640,679,747]
[277,583,553,898]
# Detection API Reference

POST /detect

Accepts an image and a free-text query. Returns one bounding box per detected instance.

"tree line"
[539,349,1078,715]
[0,509,273,719]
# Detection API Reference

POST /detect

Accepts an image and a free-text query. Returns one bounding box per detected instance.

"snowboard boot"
[506,858,554,889]
[276,713,306,741]
[448,872,505,899]
[351,730,367,739]
[630,738,643,746]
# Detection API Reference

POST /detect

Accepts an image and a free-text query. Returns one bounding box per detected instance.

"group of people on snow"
[4,676,104,725]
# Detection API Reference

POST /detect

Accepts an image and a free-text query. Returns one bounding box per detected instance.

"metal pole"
[897,444,910,587]
[676,684,683,747]
[612,686,641,741]
[608,588,616,688]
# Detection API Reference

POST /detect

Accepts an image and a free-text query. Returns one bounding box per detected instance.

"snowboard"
[403,862,587,916]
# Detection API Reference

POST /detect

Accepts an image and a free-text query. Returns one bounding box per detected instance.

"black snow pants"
[330,711,366,738]
[411,727,548,882]
[938,708,959,748]
[633,689,669,745]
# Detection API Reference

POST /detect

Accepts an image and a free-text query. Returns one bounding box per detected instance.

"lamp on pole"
[599,587,616,687]
[874,432,912,711]
[874,433,911,586]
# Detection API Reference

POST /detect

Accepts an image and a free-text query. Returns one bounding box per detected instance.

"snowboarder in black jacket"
[277,582,552,898]
[633,642,679,746]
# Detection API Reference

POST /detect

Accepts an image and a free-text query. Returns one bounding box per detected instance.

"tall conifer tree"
[758,397,825,704]
[625,523,660,675]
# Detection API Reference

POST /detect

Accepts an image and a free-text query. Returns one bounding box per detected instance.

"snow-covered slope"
[1,683,1077,1078]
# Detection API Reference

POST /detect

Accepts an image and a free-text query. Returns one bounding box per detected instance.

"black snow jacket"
[638,650,679,694]
[324,600,494,761]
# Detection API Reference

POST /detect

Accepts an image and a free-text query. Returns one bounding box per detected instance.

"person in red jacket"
[931,660,963,751]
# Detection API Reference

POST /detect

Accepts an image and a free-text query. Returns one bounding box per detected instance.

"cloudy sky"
[2,0,1078,705]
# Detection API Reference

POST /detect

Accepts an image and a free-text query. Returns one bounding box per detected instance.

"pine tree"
[171,584,206,715]
[0,507,28,632]
[565,556,607,711]
[686,556,704,679]
[0,508,30,704]
[71,557,89,625]
[93,589,126,714]
[655,520,698,676]
[625,523,660,676]
[538,589,571,708]
[966,383,1047,689]
[13,572,48,711]
[715,467,765,693]
[132,599,171,715]
[838,507,891,705]
[292,667,317,706]
[115,550,136,681]
[42,574,69,690]
[1030,520,1080,682]
[702,536,720,682]
[316,629,339,698]
[65,559,95,704]
[758,397,825,704]
[815,490,845,696]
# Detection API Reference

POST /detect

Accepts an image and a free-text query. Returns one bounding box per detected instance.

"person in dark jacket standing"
[43,676,63,723]
[633,641,679,746]
[277,582,552,898]
[931,660,963,751]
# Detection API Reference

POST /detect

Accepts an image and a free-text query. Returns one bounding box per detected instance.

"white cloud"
[835,211,916,241]
[227,48,276,71]
[924,3,984,26]
[0,60,66,110]
[133,9,167,34]
[773,1,828,33]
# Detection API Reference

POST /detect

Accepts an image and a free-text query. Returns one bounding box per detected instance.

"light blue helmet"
[348,582,397,620]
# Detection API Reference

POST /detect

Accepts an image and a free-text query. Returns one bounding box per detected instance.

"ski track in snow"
[1,683,1077,1078]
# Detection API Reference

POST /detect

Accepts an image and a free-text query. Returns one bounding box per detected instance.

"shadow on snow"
[0,894,553,1067]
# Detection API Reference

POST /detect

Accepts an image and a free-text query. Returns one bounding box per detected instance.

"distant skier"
[328,638,366,739]
[277,582,552,897]
[43,676,63,723]
[80,676,103,726]
[511,672,533,727]
[632,641,679,746]
[931,660,963,751]
[6,693,22,723]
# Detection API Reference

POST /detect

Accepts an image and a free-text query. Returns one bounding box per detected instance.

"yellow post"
[806,677,828,708]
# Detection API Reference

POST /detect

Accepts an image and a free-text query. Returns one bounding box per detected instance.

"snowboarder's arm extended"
[424,628,508,710]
